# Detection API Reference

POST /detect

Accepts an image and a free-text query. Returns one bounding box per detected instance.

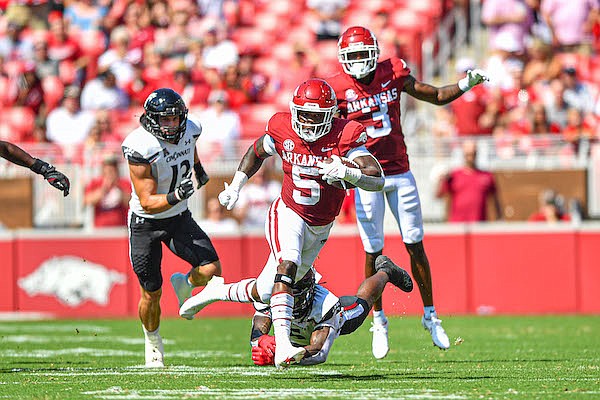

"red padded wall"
[0,238,15,311]
[469,230,577,314]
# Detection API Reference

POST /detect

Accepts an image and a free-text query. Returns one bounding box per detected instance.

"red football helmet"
[337,26,380,79]
[290,78,337,142]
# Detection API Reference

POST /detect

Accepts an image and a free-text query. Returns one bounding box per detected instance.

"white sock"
[184,272,194,287]
[222,279,256,303]
[424,306,436,318]
[270,292,294,348]
[142,325,160,340]
[373,310,387,325]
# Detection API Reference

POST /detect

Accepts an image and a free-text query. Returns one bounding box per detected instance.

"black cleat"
[375,255,413,292]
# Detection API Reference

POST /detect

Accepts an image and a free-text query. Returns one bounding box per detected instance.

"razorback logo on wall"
[18,256,126,307]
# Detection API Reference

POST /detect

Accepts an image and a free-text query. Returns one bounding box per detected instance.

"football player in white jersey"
[0,140,70,196]
[249,255,413,366]
[121,88,219,368]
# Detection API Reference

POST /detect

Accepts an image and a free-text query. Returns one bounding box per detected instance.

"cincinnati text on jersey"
[165,147,191,163]
[346,88,399,113]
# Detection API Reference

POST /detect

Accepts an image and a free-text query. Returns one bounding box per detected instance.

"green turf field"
[0,315,598,399]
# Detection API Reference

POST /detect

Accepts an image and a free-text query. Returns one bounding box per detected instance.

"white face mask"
[348,62,368,77]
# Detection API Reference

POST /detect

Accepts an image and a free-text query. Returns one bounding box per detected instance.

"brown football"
[320,157,359,189]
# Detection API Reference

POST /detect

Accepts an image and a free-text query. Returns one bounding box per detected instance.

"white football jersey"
[290,285,342,346]
[121,118,202,219]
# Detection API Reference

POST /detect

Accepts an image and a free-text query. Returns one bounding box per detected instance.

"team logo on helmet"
[345,89,358,102]
[283,139,295,151]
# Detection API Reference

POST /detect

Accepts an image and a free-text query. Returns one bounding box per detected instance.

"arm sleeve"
[345,145,370,161]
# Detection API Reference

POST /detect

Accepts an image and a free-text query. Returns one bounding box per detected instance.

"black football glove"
[30,158,70,197]
[193,162,209,188]
[176,177,195,200]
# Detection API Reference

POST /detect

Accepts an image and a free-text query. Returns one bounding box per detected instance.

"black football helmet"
[292,268,316,321]
[140,88,188,143]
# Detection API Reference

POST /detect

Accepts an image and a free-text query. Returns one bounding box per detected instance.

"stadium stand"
[0,0,597,228]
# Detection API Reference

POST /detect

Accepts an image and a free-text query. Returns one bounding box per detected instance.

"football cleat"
[179,276,225,320]
[374,255,413,292]
[370,321,389,359]
[145,334,164,368]
[422,314,450,350]
[170,272,193,307]
[274,343,306,369]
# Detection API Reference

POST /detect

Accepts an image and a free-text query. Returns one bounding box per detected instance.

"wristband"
[344,167,362,184]
[458,77,471,92]
[166,191,180,205]
[230,171,249,192]
[30,158,48,175]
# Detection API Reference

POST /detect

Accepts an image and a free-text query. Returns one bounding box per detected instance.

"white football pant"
[355,170,424,253]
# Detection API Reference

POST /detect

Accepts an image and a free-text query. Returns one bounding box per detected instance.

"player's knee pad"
[339,296,370,336]
[275,261,297,287]
[274,273,294,288]
[140,277,162,293]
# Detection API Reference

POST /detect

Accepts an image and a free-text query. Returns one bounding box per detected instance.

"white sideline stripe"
[0,312,55,321]
[0,324,111,333]
[3,349,242,359]
[2,335,146,344]
[80,387,465,399]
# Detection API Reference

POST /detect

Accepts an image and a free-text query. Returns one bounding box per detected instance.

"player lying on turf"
[250,255,413,366]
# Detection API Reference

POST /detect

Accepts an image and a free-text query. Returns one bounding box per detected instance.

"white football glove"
[317,155,348,184]
[458,69,489,91]
[218,182,240,210]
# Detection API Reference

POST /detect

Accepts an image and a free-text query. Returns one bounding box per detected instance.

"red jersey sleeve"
[390,57,411,80]
[337,120,368,156]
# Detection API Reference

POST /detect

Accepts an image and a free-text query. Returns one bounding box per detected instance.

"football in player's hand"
[320,156,359,189]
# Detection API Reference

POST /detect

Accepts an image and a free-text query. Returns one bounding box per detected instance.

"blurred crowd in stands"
[0,0,598,228]
[1,0,598,162]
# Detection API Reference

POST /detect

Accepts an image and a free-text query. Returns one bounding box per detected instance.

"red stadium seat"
[42,76,65,112]
[58,60,77,85]
[5,107,35,142]
[231,27,269,56]
[79,30,107,57]
[3,60,24,77]
[238,103,280,139]
[408,0,443,19]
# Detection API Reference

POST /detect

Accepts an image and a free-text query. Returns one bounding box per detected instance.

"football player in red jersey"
[327,26,488,355]
[179,78,385,368]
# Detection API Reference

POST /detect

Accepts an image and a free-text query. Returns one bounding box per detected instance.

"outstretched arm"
[0,140,36,167]
[219,135,274,210]
[0,140,70,196]
[403,70,488,105]
[299,326,337,366]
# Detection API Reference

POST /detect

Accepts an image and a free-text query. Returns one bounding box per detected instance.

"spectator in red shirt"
[84,154,130,227]
[436,140,501,222]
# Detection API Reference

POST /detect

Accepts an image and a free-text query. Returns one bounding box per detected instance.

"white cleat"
[274,343,306,369]
[422,314,450,350]
[370,321,389,359]
[145,335,164,368]
[170,272,193,307]
[179,276,225,320]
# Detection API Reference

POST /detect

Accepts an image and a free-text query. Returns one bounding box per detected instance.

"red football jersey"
[266,112,367,226]
[328,57,411,175]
